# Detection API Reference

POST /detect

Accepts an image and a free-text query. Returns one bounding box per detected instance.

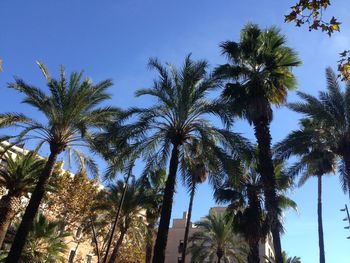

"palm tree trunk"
[107,228,127,263]
[247,239,260,263]
[248,241,260,263]
[5,150,59,263]
[217,249,223,263]
[0,195,21,247]
[152,144,180,263]
[181,183,196,263]
[253,117,283,263]
[145,221,155,263]
[317,174,326,263]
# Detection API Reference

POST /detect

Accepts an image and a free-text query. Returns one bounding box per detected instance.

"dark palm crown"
[215,24,301,123]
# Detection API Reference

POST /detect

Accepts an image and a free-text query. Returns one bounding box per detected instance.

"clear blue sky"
[1,0,350,262]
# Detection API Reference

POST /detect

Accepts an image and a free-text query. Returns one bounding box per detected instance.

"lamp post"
[102,165,133,263]
[340,204,350,239]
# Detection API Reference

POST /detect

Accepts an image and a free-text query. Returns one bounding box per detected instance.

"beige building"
[165,207,275,263]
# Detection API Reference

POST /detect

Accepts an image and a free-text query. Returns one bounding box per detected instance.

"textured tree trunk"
[107,228,127,263]
[0,195,21,248]
[5,150,59,263]
[152,144,180,263]
[247,239,260,263]
[181,183,196,263]
[317,174,326,263]
[253,117,283,263]
[217,249,223,263]
[145,221,155,263]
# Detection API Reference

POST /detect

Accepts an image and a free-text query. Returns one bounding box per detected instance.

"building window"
[76,226,82,239]
[178,240,184,253]
[177,256,182,263]
[86,254,93,263]
[68,250,75,263]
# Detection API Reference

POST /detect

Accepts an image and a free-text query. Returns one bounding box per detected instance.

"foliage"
[285,0,339,36]
[275,118,337,184]
[188,212,247,263]
[1,213,69,263]
[0,148,48,247]
[92,176,148,262]
[0,149,45,198]
[142,170,166,263]
[338,51,350,81]
[1,62,118,175]
[117,241,146,263]
[265,251,301,263]
[44,170,99,231]
[286,68,350,193]
[99,54,250,179]
[214,158,268,263]
[284,1,350,80]
[215,156,297,262]
[215,23,301,123]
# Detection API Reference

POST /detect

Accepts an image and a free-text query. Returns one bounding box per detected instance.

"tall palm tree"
[287,68,350,197]
[180,139,224,263]
[214,23,301,263]
[181,160,207,263]
[0,150,46,247]
[0,62,116,263]
[142,170,166,263]
[0,213,69,263]
[101,55,250,263]
[187,212,247,263]
[98,176,148,263]
[275,119,336,263]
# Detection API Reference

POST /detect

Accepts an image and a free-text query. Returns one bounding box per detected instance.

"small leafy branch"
[285,0,340,36]
[338,51,350,81]
[285,1,350,81]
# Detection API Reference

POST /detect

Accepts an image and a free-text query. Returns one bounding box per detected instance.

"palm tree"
[214,23,301,263]
[142,170,166,263]
[287,68,350,197]
[1,213,69,263]
[266,251,301,263]
[187,212,247,263]
[101,55,250,263]
[181,161,207,263]
[215,157,296,263]
[98,176,148,263]
[275,119,336,263]
[180,139,219,263]
[0,150,46,247]
[0,62,116,263]
[215,160,267,263]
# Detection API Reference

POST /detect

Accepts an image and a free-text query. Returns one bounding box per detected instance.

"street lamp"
[340,204,350,240]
